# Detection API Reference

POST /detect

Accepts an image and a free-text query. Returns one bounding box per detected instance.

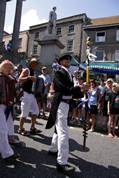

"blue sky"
[5,0,119,33]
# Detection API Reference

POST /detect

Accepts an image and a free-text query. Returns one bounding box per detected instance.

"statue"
[48,6,57,35]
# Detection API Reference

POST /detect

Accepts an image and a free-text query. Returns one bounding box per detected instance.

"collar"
[61,66,69,72]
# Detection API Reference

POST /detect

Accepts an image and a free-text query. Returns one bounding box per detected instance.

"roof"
[3,30,29,37]
[85,15,119,29]
[29,13,87,30]
[3,31,9,36]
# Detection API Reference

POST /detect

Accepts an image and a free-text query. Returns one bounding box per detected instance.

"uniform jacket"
[46,67,74,129]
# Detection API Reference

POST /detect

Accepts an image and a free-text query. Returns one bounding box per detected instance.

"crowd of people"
[70,73,119,138]
[0,55,119,174]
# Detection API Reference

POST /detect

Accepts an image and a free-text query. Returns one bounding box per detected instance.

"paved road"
[0,118,119,178]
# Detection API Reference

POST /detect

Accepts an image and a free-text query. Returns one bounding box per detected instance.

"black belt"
[61,99,71,104]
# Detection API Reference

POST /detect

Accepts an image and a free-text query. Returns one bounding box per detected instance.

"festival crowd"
[0,55,119,174]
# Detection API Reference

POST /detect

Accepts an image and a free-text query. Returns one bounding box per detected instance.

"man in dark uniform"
[46,54,76,174]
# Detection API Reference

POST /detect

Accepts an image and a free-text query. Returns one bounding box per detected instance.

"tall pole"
[86,36,92,84]
[82,37,92,150]
[83,36,94,150]
[12,0,25,64]
[0,0,11,48]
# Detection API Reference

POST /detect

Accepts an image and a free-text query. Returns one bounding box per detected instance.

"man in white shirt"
[39,67,51,115]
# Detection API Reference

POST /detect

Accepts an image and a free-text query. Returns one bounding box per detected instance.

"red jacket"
[0,73,16,106]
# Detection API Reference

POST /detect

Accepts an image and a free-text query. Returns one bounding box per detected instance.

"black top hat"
[58,54,72,64]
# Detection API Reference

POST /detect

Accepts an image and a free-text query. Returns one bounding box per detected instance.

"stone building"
[3,30,29,65]
[2,14,119,66]
[83,16,119,62]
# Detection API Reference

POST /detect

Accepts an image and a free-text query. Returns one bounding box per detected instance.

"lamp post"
[12,0,26,64]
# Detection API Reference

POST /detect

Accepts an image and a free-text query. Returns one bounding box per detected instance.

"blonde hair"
[0,60,15,73]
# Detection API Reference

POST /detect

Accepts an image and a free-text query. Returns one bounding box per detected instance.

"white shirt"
[39,74,51,94]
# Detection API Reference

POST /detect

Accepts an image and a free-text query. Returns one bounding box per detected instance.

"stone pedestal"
[37,34,64,66]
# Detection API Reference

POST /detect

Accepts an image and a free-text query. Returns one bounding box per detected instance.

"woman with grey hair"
[0,60,19,164]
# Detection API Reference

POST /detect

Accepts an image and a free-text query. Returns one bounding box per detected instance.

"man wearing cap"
[46,54,75,174]
[18,58,39,135]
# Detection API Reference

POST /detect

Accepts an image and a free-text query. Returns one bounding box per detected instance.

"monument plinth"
[37,34,64,66]
[37,7,65,66]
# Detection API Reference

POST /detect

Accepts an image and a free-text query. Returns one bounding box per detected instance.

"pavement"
[0,117,119,178]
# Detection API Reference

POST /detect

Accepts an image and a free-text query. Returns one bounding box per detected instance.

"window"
[34,32,39,39]
[33,45,38,54]
[56,27,61,35]
[115,50,119,61]
[96,32,106,42]
[67,39,73,52]
[68,25,74,33]
[18,38,22,48]
[95,50,105,61]
[116,30,119,41]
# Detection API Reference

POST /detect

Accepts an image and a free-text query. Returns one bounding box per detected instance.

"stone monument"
[37,7,64,66]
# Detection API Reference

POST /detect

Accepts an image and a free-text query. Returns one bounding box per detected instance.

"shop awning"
[80,61,119,74]
[70,56,80,66]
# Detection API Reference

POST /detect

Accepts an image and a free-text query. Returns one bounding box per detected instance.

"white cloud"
[20,9,47,31]
[5,9,47,33]
[5,24,13,34]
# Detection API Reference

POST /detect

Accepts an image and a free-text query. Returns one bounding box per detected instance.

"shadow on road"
[0,123,118,178]
[69,138,90,152]
[69,153,119,178]
[0,142,119,178]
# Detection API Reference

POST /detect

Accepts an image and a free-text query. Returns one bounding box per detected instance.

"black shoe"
[48,150,57,156]
[18,128,29,136]
[3,153,20,165]
[57,163,75,174]
[30,128,41,135]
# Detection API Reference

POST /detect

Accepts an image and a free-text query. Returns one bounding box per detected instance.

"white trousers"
[50,101,69,165]
[0,105,14,158]
[21,92,39,118]
[7,113,15,136]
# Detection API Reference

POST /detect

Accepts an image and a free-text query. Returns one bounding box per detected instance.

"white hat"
[42,66,47,70]
[30,58,38,63]
[106,78,114,83]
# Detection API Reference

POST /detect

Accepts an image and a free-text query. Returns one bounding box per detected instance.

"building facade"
[2,15,119,66]
[3,30,29,64]
[82,16,119,62]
